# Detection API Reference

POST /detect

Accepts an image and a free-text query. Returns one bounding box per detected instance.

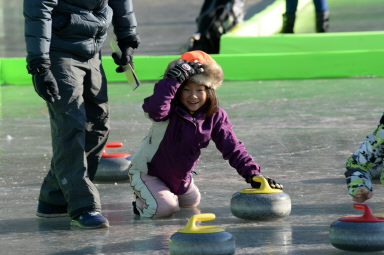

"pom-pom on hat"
[166,50,224,90]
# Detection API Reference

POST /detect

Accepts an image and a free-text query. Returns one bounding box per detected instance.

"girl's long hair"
[204,87,218,118]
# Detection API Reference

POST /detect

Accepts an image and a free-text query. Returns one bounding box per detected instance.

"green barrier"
[217,50,384,80]
[0,55,179,86]
[220,0,384,55]
[1,58,30,85]
[0,59,3,85]
[102,55,177,82]
[1,0,383,85]
[0,61,2,118]
[1,50,384,86]
[221,31,384,54]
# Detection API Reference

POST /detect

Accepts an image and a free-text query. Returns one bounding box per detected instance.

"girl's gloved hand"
[249,175,283,190]
[166,59,204,84]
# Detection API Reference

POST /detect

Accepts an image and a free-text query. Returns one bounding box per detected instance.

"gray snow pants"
[38,51,110,218]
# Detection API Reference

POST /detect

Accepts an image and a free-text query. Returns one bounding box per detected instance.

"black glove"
[28,60,60,103]
[249,175,283,190]
[112,35,140,73]
[166,59,204,84]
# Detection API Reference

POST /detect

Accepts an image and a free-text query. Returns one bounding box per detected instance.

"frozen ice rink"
[1,78,384,254]
[1,0,384,254]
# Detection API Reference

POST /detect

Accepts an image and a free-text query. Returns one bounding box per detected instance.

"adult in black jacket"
[24,0,140,229]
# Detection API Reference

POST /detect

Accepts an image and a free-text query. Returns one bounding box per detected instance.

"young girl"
[128,50,282,218]
[345,113,384,202]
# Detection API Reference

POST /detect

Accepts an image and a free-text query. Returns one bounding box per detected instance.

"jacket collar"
[173,103,207,121]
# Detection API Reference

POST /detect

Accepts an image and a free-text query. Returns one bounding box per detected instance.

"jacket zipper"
[192,117,199,128]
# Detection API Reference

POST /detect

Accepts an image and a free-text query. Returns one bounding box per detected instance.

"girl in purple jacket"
[128,50,282,218]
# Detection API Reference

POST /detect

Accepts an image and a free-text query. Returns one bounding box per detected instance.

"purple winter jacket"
[142,77,260,195]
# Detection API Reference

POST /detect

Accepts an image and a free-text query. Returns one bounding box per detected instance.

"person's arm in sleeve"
[109,0,140,72]
[24,0,60,103]
[211,109,283,189]
[142,78,181,121]
[143,60,203,121]
[24,0,57,65]
[211,109,261,180]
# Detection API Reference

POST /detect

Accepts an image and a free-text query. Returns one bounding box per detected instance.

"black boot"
[281,13,295,33]
[316,11,330,32]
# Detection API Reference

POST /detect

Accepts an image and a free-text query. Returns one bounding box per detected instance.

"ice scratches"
[275,145,333,156]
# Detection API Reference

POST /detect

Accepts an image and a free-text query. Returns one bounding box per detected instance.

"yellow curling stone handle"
[178,213,225,234]
[240,175,282,194]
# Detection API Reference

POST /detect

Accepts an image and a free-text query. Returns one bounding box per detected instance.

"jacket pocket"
[53,13,100,38]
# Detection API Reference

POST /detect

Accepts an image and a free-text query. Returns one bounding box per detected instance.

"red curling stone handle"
[105,142,124,148]
[338,203,384,222]
[102,142,131,158]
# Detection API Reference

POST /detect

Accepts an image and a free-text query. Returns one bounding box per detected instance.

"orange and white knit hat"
[165,50,224,90]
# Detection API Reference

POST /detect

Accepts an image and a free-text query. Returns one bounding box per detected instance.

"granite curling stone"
[230,175,291,220]
[94,142,131,182]
[169,213,235,255]
[329,203,384,252]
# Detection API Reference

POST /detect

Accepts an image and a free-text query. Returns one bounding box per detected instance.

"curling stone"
[230,175,291,220]
[94,142,132,182]
[329,203,384,252]
[169,213,235,255]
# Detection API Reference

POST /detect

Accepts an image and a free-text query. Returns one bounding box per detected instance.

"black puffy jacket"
[24,0,138,64]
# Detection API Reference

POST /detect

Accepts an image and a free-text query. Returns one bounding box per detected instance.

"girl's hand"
[166,60,204,83]
[249,175,283,190]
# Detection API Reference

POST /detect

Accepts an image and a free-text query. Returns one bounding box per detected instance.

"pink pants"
[133,173,201,218]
